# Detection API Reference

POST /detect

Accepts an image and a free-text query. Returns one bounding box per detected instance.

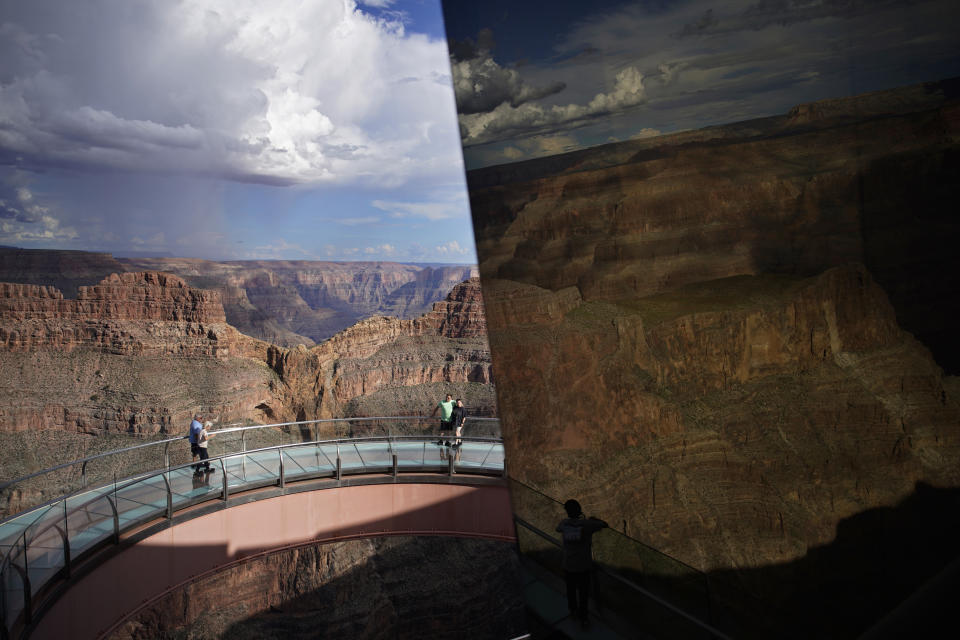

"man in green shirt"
[431,393,455,445]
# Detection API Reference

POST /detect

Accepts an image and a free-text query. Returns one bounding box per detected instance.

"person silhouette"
[556,498,608,629]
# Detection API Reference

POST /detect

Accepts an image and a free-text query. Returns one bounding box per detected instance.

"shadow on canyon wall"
[103,536,527,640]
[584,481,960,639]
[859,145,960,375]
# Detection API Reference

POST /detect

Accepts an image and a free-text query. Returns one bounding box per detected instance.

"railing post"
[163,472,173,519]
[278,449,285,489]
[20,532,31,625]
[81,461,87,489]
[111,475,120,543]
[448,453,455,477]
[336,456,342,484]
[164,442,170,470]
[221,458,229,502]
[392,453,398,480]
[62,501,71,578]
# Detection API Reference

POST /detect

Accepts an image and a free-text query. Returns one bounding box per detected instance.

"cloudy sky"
[441,0,960,169]
[0,0,476,262]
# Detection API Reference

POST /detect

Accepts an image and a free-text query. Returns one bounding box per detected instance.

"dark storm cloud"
[450,0,960,168]
[677,0,925,37]
[449,28,567,115]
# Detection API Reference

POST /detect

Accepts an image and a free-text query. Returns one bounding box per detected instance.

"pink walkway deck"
[34,481,514,639]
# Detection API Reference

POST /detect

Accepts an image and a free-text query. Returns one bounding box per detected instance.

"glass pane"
[66,493,116,557]
[281,445,335,480]
[113,477,167,529]
[510,479,724,638]
[224,451,279,489]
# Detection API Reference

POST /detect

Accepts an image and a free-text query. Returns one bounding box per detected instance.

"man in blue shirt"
[189,414,204,473]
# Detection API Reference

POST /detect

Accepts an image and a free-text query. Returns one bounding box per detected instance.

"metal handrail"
[513,516,732,640]
[0,421,502,576]
[0,434,505,638]
[0,415,500,492]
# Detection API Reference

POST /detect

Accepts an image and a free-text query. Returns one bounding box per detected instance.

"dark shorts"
[440,420,453,432]
[191,443,201,456]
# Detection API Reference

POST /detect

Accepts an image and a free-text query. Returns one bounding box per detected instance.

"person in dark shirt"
[451,398,467,447]
[556,499,608,629]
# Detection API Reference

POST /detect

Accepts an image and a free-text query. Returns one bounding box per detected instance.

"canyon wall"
[107,536,525,640]
[0,273,494,495]
[466,79,960,635]
[118,257,478,346]
[0,249,478,347]
[263,277,495,422]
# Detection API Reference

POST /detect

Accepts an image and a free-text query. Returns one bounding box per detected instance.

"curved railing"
[0,416,501,518]
[0,418,503,640]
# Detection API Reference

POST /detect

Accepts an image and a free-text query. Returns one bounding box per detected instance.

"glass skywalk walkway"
[0,417,505,639]
[1,416,734,640]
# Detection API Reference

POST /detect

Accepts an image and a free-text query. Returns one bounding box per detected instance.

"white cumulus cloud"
[0,0,464,187]
[458,66,647,146]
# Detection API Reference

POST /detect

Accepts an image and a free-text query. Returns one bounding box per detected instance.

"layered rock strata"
[0,272,274,436]
[466,79,960,636]
[0,274,495,494]
[118,256,478,345]
[263,278,495,421]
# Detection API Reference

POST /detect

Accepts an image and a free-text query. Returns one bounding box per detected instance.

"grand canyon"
[0,257,494,509]
[0,255,515,638]
[468,78,960,637]
[4,76,960,637]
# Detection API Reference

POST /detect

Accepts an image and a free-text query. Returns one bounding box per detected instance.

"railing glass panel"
[1,417,502,518]
[510,479,730,639]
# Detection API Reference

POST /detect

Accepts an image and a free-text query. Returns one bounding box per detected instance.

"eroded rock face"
[118,257,479,346]
[107,536,526,640]
[263,279,496,420]
[467,79,960,635]
[0,272,276,440]
[0,273,233,354]
[0,275,495,491]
